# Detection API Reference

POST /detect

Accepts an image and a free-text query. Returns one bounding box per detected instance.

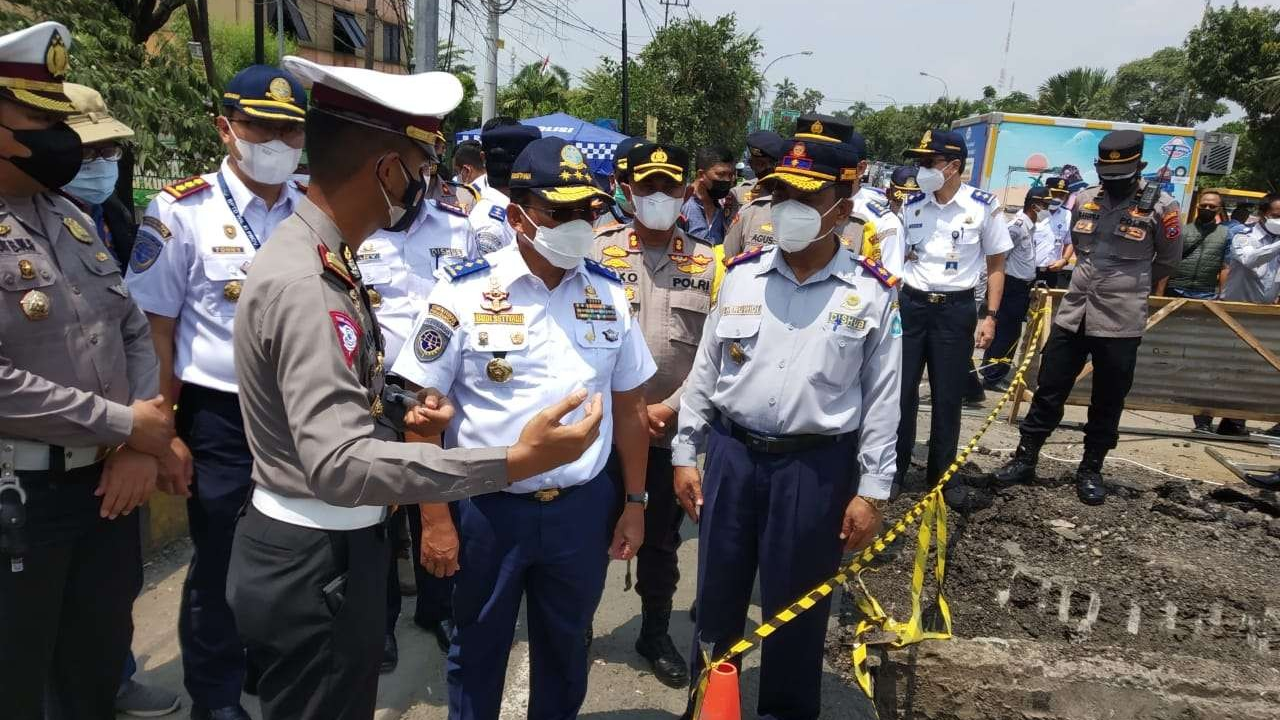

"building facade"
[209,0,411,74]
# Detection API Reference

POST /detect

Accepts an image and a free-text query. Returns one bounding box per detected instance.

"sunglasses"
[524,204,600,223]
[82,143,124,162]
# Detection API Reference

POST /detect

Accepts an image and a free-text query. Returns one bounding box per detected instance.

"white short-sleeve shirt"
[900,184,1013,292]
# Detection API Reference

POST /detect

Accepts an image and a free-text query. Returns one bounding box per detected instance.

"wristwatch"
[857,496,888,512]
[626,492,649,509]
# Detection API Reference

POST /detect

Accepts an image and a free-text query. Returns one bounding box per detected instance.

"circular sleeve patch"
[413,317,453,363]
[129,232,164,273]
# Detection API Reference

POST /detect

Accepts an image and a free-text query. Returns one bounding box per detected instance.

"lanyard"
[217,171,262,250]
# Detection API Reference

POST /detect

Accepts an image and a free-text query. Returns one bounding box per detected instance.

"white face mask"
[915,165,947,194]
[228,123,303,185]
[632,190,683,231]
[771,199,838,253]
[1264,218,1280,237]
[517,206,595,270]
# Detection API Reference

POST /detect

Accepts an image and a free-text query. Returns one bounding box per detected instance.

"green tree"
[170,17,298,90]
[857,105,931,162]
[992,90,1037,113]
[0,0,221,177]
[439,44,479,141]
[1036,67,1116,118]
[498,62,571,118]
[1111,47,1224,125]
[832,101,875,126]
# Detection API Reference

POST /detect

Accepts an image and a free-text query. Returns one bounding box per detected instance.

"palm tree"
[1036,67,1115,118]
[1256,73,1280,113]
[498,62,571,118]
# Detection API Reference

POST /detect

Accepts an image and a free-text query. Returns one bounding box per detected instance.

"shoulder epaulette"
[905,191,927,206]
[584,258,621,283]
[970,188,996,206]
[866,200,892,218]
[317,244,357,290]
[442,257,490,281]
[867,186,887,196]
[162,175,212,201]
[487,205,507,222]
[449,181,480,203]
[434,199,468,218]
[858,255,900,289]
[594,221,627,237]
[725,245,766,268]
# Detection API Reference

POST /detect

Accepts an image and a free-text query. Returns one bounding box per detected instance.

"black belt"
[723,418,855,455]
[901,285,975,305]
[508,483,585,503]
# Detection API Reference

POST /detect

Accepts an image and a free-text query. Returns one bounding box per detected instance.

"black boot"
[635,604,689,689]
[1075,447,1108,505]
[1243,470,1280,491]
[992,435,1044,484]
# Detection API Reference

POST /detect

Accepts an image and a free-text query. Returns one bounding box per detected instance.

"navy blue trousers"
[176,384,251,709]
[447,474,614,720]
[981,276,1033,385]
[688,422,859,720]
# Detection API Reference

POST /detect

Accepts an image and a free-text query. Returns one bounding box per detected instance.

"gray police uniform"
[1221,223,1280,304]
[0,191,158,719]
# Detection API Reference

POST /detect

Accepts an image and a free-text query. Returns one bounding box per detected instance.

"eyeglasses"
[523,204,600,224]
[913,156,947,169]
[82,143,123,162]
[229,117,305,142]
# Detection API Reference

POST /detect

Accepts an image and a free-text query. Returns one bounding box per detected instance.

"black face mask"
[1195,208,1218,225]
[377,155,427,233]
[706,178,733,201]
[1100,174,1138,199]
[2,122,83,191]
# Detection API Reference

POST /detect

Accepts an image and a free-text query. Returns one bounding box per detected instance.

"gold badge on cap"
[267,77,294,102]
[1109,150,1121,160]
[223,280,242,302]
[223,225,237,239]
[486,357,514,383]
[45,31,69,79]
[20,289,49,320]
[63,217,91,244]
[561,144,586,168]
[18,259,35,280]
[810,119,824,135]
[919,130,932,149]
[650,147,668,164]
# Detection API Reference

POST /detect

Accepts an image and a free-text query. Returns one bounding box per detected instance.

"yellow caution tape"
[692,302,1050,713]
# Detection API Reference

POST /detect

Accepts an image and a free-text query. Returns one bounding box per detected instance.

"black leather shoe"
[636,632,689,688]
[380,633,398,674]
[191,706,251,720]
[1243,470,1280,491]
[1074,447,1108,506]
[414,616,454,654]
[1217,419,1249,436]
[992,438,1042,484]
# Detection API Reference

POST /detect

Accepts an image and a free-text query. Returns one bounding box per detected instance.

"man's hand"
[975,316,996,349]
[404,388,455,438]
[839,496,884,552]
[609,504,644,560]
[418,505,461,578]
[157,436,193,498]
[1047,259,1067,271]
[126,396,174,457]
[96,446,158,519]
[507,390,604,481]
[646,403,677,439]
[674,466,703,523]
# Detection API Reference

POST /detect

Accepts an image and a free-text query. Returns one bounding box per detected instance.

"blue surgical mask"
[64,157,119,206]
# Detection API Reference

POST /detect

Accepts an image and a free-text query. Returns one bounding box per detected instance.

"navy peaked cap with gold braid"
[223,64,307,122]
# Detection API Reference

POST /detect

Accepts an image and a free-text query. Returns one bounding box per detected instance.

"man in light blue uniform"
[1039,176,1075,288]
[468,120,540,254]
[125,65,307,720]
[391,137,655,720]
[672,125,901,720]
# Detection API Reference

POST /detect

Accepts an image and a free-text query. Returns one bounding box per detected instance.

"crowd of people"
[3,18,1280,720]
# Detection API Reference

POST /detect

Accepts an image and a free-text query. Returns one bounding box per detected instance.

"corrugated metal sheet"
[1025,292,1280,422]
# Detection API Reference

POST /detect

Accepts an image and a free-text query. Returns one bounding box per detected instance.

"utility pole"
[364,0,376,69]
[621,0,629,134]
[253,0,264,63]
[414,0,439,71]
[276,0,285,62]
[658,0,688,28]
[482,0,500,122]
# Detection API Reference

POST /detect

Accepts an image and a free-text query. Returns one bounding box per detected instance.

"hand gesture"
[96,446,158,519]
[839,496,884,552]
[126,396,174,457]
[507,390,603,481]
[158,436,193,498]
[673,466,703,523]
[974,316,996,349]
[404,387,455,438]
[419,506,461,578]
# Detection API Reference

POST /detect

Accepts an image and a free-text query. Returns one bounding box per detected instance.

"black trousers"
[1020,323,1141,450]
[1036,268,1065,288]
[897,288,979,483]
[981,276,1033,384]
[0,464,142,720]
[176,384,253,709]
[228,505,387,720]
[607,445,683,607]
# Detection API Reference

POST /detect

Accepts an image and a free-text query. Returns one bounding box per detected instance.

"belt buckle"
[533,489,560,503]
[927,292,946,304]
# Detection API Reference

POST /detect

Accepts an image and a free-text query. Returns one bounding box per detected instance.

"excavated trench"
[828,453,1280,719]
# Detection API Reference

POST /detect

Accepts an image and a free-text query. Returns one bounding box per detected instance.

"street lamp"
[755,50,814,129]
[876,93,898,106]
[919,71,949,100]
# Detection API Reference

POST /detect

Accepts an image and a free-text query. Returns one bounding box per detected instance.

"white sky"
[440,0,1274,130]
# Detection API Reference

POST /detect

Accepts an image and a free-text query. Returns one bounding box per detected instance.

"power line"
[634,0,657,37]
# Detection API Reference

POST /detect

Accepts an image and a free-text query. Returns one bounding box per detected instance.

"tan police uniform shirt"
[728,179,761,209]
[0,193,158,447]
[1058,183,1182,338]
[233,197,509,510]
[592,223,716,447]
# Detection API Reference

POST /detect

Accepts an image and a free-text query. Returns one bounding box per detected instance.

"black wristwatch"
[626,492,649,509]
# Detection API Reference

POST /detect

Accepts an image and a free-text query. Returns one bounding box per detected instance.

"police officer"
[1039,176,1075,287]
[729,129,783,208]
[595,135,648,229]
[0,22,179,720]
[124,64,308,720]
[887,165,919,217]
[390,136,655,720]
[994,130,1183,505]
[673,128,901,720]
[591,141,719,688]
[225,57,603,719]
[897,128,1012,486]
[980,186,1045,390]
[469,120,541,254]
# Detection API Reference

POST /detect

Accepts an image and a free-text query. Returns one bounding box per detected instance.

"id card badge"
[944,252,960,273]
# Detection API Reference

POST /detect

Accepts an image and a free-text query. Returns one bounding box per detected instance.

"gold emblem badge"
[0,224,10,236]
[267,77,294,103]
[810,119,824,135]
[602,257,630,270]
[95,252,110,263]
[511,331,525,345]
[478,331,489,347]
[223,224,237,239]
[481,287,512,313]
[919,130,932,149]
[20,290,49,320]
[560,145,586,168]
[45,31,69,78]
[585,329,597,343]
[63,217,91,243]
[625,286,636,302]
[650,147,669,164]
[223,280,243,302]
[370,396,385,419]
[843,293,861,310]
[584,285,598,299]
[602,245,628,258]
[728,341,746,364]
[485,357,514,383]
[367,287,382,308]
[18,259,35,280]
[1109,150,1121,160]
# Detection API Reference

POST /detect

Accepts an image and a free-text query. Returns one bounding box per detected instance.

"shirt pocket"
[668,291,710,347]
[357,260,393,287]
[953,220,982,246]
[812,311,878,390]
[465,327,532,389]
[572,320,623,390]
[0,254,59,337]
[714,313,760,377]
[201,253,247,318]
[1109,216,1155,260]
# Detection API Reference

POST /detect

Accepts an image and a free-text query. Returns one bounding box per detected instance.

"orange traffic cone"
[698,662,742,719]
